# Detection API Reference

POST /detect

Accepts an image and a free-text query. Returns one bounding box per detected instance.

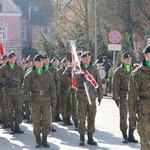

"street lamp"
[94,0,97,61]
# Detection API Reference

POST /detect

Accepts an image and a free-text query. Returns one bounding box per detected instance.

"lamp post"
[94,0,97,61]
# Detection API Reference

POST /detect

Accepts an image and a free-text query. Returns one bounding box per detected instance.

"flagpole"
[2,0,6,54]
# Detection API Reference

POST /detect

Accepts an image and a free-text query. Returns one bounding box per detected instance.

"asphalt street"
[0,96,140,150]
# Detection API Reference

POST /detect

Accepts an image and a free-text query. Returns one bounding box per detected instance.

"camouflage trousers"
[0,93,5,121]
[60,89,72,119]
[119,95,136,131]
[70,89,78,123]
[137,101,150,150]
[76,90,96,135]
[31,101,51,136]
[5,94,23,124]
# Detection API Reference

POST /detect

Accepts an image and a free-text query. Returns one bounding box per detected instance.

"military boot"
[74,121,78,131]
[26,115,31,123]
[122,130,128,143]
[10,122,16,134]
[128,129,138,143]
[62,117,67,126]
[15,123,24,134]
[35,135,41,148]
[66,117,73,126]
[42,135,50,147]
[55,114,62,122]
[87,133,97,145]
[2,120,10,129]
[79,134,85,146]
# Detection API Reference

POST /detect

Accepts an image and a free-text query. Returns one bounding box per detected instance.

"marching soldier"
[23,54,56,148]
[112,52,138,143]
[0,55,9,128]
[128,45,150,150]
[23,56,33,123]
[43,53,60,131]
[75,51,103,146]
[71,51,82,130]
[0,52,24,134]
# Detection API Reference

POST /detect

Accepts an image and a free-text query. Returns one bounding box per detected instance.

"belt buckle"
[40,91,43,95]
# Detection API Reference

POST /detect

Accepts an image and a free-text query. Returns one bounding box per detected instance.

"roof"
[13,0,53,25]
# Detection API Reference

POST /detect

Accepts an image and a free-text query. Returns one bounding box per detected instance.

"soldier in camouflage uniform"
[23,56,33,123]
[0,52,24,134]
[43,54,60,132]
[0,55,9,128]
[112,52,138,143]
[23,54,56,148]
[60,58,73,126]
[75,51,103,146]
[128,45,150,150]
[51,57,62,121]
[71,51,82,131]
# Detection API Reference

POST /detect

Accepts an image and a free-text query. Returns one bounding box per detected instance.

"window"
[0,26,7,41]
[21,26,27,40]
[0,4,2,12]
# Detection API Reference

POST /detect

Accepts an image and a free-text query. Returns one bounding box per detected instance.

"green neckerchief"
[9,63,15,69]
[44,64,50,70]
[123,64,131,72]
[146,60,150,68]
[81,62,90,69]
[36,67,43,75]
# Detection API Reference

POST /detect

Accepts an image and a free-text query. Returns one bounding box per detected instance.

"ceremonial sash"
[82,69,99,88]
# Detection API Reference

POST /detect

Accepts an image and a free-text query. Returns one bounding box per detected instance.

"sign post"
[108,30,122,84]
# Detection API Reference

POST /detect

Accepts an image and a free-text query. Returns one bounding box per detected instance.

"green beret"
[8,52,16,58]
[33,55,44,61]
[122,52,131,59]
[1,55,7,60]
[77,51,82,57]
[143,45,150,54]
[43,53,50,59]
[81,51,91,57]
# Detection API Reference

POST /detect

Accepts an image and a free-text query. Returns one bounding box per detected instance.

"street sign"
[108,30,122,44]
[108,44,121,51]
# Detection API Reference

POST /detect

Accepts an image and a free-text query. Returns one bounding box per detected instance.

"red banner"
[0,41,4,55]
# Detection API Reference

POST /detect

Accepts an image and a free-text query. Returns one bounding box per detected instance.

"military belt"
[139,95,150,100]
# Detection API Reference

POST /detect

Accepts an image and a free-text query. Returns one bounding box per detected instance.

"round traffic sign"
[108,30,122,44]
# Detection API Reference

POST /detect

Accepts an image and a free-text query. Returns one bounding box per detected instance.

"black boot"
[26,115,31,123]
[128,129,138,143]
[35,135,41,148]
[51,126,57,132]
[15,123,24,134]
[79,134,85,146]
[2,120,10,129]
[55,114,62,122]
[42,135,50,147]
[10,122,16,134]
[74,121,78,131]
[87,133,97,145]
[62,117,67,126]
[66,117,73,126]
[122,130,128,143]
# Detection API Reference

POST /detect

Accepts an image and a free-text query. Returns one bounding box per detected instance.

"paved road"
[0,96,140,150]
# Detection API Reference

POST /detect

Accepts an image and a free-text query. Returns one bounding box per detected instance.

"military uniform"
[128,46,150,150]
[75,51,103,146]
[0,55,8,127]
[23,55,56,148]
[60,58,73,126]
[0,52,24,134]
[113,52,138,143]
